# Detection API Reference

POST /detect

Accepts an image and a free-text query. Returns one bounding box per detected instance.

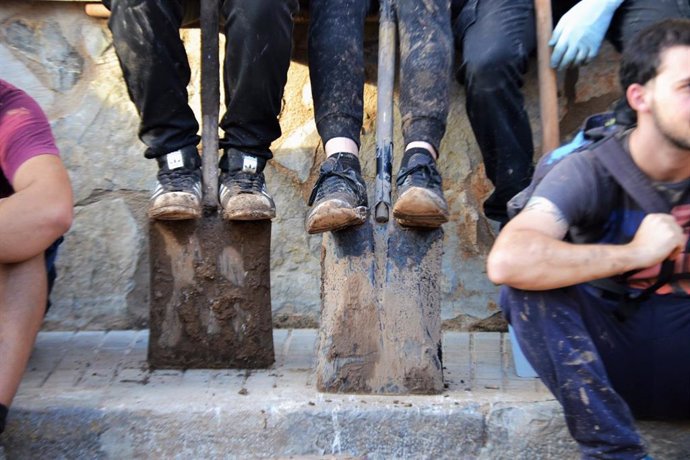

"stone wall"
[0,2,622,330]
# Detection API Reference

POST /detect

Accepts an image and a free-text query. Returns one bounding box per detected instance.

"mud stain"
[148,218,273,369]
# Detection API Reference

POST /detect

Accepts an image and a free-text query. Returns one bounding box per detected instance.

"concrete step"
[2,330,689,459]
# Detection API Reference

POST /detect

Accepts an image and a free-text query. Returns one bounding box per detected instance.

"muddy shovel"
[316,0,444,394]
[148,0,274,369]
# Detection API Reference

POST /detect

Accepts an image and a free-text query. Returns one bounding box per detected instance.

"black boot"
[393,148,449,228]
[306,152,368,234]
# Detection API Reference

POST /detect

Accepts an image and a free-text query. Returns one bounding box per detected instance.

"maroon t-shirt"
[0,79,60,198]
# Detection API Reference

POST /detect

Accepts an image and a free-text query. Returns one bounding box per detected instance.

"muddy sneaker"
[219,149,275,221]
[148,147,202,220]
[306,152,368,234]
[393,148,449,228]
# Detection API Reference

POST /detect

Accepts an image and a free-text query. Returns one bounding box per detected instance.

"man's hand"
[628,213,686,268]
[487,199,686,291]
[549,0,624,71]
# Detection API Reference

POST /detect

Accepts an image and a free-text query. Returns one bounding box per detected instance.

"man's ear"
[626,82,651,113]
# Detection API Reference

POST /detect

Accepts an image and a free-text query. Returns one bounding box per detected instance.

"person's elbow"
[42,198,73,239]
[486,245,516,286]
[486,229,536,287]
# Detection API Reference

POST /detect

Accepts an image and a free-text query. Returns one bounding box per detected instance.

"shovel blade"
[317,218,444,394]
[148,217,274,369]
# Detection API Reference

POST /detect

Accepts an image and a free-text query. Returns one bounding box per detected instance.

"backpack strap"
[592,136,671,214]
[587,135,684,321]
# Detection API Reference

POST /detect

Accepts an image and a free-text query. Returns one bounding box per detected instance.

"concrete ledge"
[3,331,690,458]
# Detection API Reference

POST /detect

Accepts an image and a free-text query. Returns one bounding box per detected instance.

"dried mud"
[148,218,274,369]
[318,218,444,395]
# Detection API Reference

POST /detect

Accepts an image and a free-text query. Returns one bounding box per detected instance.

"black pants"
[105,0,298,160]
[309,0,453,154]
[454,0,690,223]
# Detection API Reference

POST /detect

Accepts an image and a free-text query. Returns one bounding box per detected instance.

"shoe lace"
[308,170,361,206]
[158,168,199,192]
[223,171,265,194]
[395,162,441,188]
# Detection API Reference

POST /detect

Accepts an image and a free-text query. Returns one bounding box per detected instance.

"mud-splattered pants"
[501,284,690,459]
[308,0,453,154]
[104,0,298,160]
[453,0,690,223]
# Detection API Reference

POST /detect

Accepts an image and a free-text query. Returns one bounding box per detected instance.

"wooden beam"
[85,4,109,18]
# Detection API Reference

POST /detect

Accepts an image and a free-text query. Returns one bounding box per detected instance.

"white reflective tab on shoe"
[166,150,184,170]
[242,156,258,174]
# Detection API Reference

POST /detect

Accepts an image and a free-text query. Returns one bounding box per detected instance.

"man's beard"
[652,103,690,151]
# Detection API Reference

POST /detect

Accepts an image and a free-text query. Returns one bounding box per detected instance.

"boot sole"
[222,209,276,221]
[306,200,368,234]
[394,215,448,228]
[148,205,202,221]
[393,187,449,228]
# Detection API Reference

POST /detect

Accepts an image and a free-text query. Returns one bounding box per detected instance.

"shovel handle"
[375,0,396,223]
[200,0,220,208]
[534,0,560,154]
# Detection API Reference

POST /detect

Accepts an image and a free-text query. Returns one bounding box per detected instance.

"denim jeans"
[105,0,298,160]
[502,284,690,459]
[309,0,453,154]
[44,237,62,313]
[455,0,690,223]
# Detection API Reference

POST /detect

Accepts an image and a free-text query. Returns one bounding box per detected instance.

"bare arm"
[0,154,73,263]
[487,197,684,290]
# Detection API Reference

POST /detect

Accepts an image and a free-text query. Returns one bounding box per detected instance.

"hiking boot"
[306,152,368,234]
[148,147,202,220]
[393,148,449,228]
[219,149,275,221]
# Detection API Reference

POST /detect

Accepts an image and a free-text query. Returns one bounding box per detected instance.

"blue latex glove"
[549,0,624,71]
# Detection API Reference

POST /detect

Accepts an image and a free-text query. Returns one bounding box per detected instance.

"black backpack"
[507,112,670,219]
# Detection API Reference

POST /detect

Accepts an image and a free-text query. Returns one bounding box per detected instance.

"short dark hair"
[620,18,690,91]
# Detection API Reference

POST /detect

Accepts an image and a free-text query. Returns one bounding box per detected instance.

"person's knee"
[499,286,525,325]
[500,286,560,326]
[462,45,527,90]
[0,254,47,293]
[223,0,296,28]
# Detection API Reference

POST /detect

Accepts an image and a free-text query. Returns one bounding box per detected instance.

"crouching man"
[487,19,690,459]
[0,80,73,435]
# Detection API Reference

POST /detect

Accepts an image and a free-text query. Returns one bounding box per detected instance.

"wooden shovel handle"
[534,0,560,154]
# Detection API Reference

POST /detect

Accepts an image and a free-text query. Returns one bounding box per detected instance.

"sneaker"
[148,147,202,220]
[392,148,449,228]
[306,152,368,234]
[219,150,275,221]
